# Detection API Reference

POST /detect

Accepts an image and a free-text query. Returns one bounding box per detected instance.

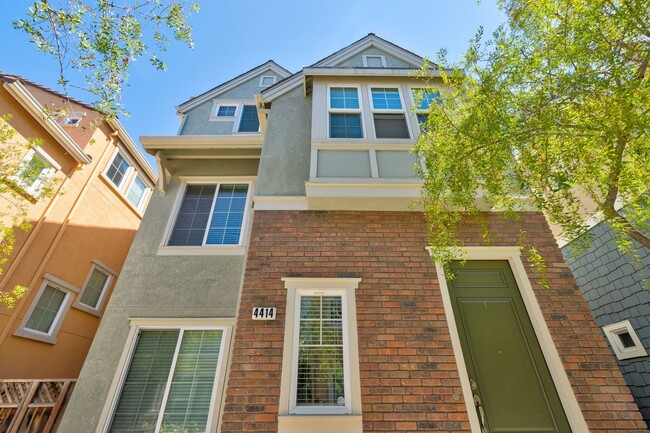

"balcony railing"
[0,380,75,433]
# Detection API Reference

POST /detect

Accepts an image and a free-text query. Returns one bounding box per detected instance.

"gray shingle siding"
[563,220,650,427]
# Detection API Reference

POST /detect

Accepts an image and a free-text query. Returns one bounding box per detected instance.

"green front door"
[447,260,571,433]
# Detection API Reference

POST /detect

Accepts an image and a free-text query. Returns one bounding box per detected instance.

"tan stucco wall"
[0,83,147,379]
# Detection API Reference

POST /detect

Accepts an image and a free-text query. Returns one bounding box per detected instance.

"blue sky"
[0,1,505,170]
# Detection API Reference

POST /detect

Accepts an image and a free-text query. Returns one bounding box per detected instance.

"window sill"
[157,246,246,256]
[277,415,362,433]
[14,328,57,345]
[72,301,102,317]
[208,116,235,122]
[99,173,146,217]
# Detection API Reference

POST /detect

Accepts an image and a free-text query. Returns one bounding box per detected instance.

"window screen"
[373,113,410,139]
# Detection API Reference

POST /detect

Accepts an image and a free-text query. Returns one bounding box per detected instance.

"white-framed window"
[209,101,261,133]
[102,149,153,213]
[362,55,386,68]
[164,179,252,250]
[213,104,238,119]
[328,86,364,139]
[280,278,362,427]
[11,147,60,197]
[14,274,78,344]
[58,111,86,127]
[102,319,232,433]
[410,87,440,132]
[369,87,411,139]
[259,75,277,87]
[74,260,116,315]
[602,320,648,360]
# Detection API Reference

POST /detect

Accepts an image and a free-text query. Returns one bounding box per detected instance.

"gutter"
[3,81,92,165]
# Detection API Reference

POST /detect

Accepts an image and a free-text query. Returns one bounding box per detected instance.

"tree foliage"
[14,0,199,116]
[0,115,56,307]
[416,0,650,268]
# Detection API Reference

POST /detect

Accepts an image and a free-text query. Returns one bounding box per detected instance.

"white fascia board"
[107,119,157,185]
[313,36,424,68]
[141,135,263,153]
[177,62,292,113]
[3,81,91,165]
[303,67,440,78]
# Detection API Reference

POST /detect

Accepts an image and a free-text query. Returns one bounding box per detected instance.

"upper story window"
[167,182,251,247]
[329,87,363,139]
[370,87,410,139]
[238,105,260,133]
[14,275,77,344]
[58,112,85,127]
[216,105,237,117]
[411,88,440,130]
[259,75,277,87]
[362,55,386,68]
[11,148,59,197]
[74,260,116,316]
[103,149,152,213]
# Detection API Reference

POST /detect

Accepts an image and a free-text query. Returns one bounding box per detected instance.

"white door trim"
[430,246,588,433]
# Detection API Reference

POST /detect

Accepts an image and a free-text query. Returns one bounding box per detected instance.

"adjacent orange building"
[0,73,156,431]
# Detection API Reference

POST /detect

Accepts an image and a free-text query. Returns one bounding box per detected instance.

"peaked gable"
[177,61,291,114]
[311,33,425,68]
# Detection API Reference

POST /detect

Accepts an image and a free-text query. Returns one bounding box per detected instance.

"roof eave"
[3,81,92,165]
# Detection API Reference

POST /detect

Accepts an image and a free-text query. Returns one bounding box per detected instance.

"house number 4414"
[252,307,276,320]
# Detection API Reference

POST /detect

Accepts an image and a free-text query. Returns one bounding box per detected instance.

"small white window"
[14,275,77,344]
[11,148,59,197]
[603,320,648,360]
[126,174,147,210]
[213,104,238,119]
[59,112,85,127]
[74,260,116,315]
[259,75,277,87]
[104,321,232,433]
[280,278,362,425]
[362,55,386,68]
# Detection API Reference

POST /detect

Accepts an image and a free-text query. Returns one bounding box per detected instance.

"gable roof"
[261,33,436,101]
[176,60,291,114]
[310,33,425,68]
[0,72,157,183]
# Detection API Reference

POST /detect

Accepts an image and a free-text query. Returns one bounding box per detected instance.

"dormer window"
[370,88,410,139]
[362,55,387,68]
[259,75,277,87]
[328,87,363,139]
[59,112,85,127]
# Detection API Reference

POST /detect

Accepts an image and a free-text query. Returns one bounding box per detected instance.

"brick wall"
[221,211,646,432]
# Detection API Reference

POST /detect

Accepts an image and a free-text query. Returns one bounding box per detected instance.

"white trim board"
[430,246,589,433]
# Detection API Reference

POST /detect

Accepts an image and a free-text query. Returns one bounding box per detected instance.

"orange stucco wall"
[0,82,148,379]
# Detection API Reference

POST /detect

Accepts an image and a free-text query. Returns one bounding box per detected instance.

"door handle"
[473,393,488,433]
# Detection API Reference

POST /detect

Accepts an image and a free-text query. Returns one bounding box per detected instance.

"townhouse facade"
[60,35,646,433]
[0,73,156,431]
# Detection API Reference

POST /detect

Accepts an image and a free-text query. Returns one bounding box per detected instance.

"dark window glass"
[330,114,362,139]
[373,113,410,139]
[168,185,217,246]
[238,105,259,132]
